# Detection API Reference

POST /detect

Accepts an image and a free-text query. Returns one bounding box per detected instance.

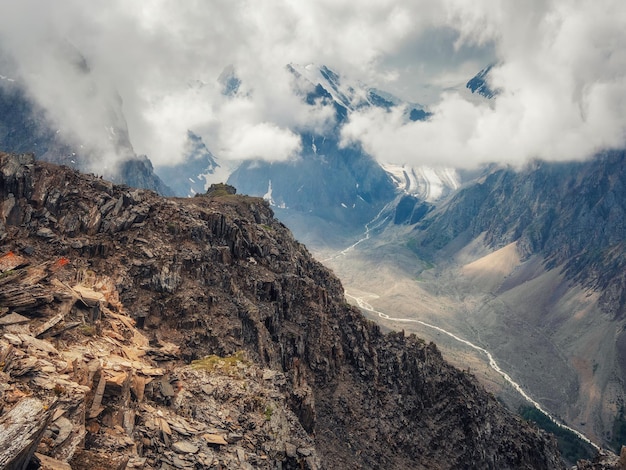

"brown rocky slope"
[0,152,568,469]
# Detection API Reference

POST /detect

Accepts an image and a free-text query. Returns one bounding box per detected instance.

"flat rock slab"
[172,440,199,454]
[0,398,55,470]
[0,251,28,272]
[0,312,30,326]
[35,452,72,470]
[202,433,227,446]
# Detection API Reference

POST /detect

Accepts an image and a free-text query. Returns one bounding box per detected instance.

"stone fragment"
[69,449,129,470]
[131,374,148,402]
[172,440,199,454]
[7,356,40,376]
[262,369,277,380]
[3,333,22,346]
[34,305,71,338]
[160,377,176,397]
[171,455,194,469]
[18,334,59,355]
[72,285,106,307]
[160,417,172,436]
[0,251,28,272]
[89,373,107,418]
[126,456,147,468]
[196,452,214,467]
[35,453,72,470]
[51,416,73,446]
[202,433,228,446]
[285,442,297,458]
[0,312,30,326]
[0,398,56,470]
[4,323,30,335]
[36,227,56,239]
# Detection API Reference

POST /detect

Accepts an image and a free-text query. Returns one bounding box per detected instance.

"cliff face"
[0,153,565,469]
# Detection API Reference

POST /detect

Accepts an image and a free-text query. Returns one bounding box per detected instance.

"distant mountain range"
[413,151,626,319]
[227,63,460,235]
[1,61,465,236]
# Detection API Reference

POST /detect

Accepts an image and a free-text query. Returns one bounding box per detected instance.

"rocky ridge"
[0,152,570,469]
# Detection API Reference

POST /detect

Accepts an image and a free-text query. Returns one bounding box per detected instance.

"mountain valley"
[315,151,626,456]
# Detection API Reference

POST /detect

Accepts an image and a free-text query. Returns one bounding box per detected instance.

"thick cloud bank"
[0,0,624,169]
[343,1,626,167]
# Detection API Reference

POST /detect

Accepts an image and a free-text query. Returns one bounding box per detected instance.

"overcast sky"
[0,0,624,169]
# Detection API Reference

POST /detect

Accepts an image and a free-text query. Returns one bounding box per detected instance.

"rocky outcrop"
[0,230,319,469]
[0,152,566,469]
[575,448,626,469]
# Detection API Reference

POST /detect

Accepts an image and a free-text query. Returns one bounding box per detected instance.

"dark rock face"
[412,151,626,318]
[466,64,498,98]
[115,156,173,196]
[0,153,565,469]
[394,194,433,225]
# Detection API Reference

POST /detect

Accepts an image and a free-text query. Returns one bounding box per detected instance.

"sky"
[0,0,624,170]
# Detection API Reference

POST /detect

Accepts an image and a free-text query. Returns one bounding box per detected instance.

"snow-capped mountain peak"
[287,63,428,119]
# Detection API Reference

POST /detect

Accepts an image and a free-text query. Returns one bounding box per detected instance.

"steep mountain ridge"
[466,64,498,99]
[413,151,626,317]
[0,152,567,469]
[153,131,227,197]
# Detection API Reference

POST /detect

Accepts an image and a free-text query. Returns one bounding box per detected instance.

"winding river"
[344,290,599,450]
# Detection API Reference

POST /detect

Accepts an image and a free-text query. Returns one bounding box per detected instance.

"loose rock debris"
[0,258,319,469]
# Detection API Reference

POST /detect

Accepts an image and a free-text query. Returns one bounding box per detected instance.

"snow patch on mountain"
[289,63,356,109]
[196,159,239,191]
[262,179,287,209]
[382,163,460,202]
[263,179,274,204]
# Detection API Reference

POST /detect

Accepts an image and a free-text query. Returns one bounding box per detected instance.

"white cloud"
[0,0,624,170]
[219,121,302,161]
[343,0,626,167]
